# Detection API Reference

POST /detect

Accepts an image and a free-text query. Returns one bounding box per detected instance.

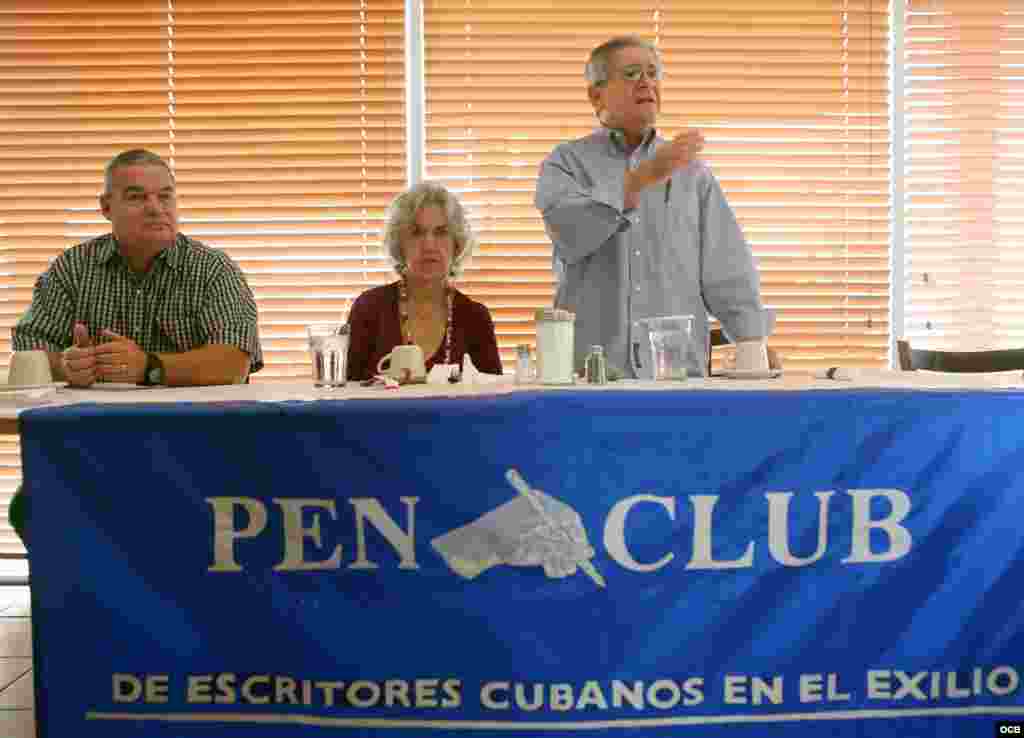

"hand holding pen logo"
[430,469,606,588]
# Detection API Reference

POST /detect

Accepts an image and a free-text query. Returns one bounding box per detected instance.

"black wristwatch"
[142,352,165,386]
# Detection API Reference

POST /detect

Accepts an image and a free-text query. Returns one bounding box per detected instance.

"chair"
[707,327,728,376]
[896,339,1024,373]
[8,484,27,548]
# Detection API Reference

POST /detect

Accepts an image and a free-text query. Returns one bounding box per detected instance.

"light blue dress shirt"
[535,127,766,378]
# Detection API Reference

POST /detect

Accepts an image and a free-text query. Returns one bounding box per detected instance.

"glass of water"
[637,315,700,380]
[307,323,350,388]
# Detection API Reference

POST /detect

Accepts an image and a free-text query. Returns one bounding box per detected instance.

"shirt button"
[635,286,641,292]
[634,250,641,256]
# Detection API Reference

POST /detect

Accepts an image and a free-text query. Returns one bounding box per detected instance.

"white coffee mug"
[734,340,770,372]
[8,350,53,386]
[377,344,427,383]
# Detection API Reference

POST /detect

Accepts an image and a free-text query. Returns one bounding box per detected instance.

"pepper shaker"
[515,344,533,384]
[585,344,608,385]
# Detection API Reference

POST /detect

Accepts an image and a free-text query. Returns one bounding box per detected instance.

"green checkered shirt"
[13,233,263,374]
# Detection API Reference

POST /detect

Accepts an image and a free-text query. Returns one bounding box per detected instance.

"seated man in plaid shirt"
[10,148,264,544]
[13,148,262,387]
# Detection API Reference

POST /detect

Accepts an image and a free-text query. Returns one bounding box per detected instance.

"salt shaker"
[515,344,533,384]
[584,344,607,385]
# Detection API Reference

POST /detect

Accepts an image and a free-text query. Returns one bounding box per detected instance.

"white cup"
[8,350,53,387]
[734,340,770,372]
[377,344,427,383]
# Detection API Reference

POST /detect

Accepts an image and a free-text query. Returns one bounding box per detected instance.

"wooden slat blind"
[173,0,406,376]
[902,0,1024,350]
[423,0,891,370]
[0,0,899,565]
[0,4,174,563]
[0,0,406,561]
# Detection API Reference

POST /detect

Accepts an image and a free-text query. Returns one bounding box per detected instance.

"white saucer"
[82,383,157,391]
[0,381,68,393]
[719,369,782,380]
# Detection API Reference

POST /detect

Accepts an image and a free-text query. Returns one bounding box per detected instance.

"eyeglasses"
[616,64,663,83]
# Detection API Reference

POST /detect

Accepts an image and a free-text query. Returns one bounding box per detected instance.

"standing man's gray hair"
[103,149,174,195]
[585,35,661,86]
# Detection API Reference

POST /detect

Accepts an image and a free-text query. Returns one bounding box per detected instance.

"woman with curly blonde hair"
[346,182,502,381]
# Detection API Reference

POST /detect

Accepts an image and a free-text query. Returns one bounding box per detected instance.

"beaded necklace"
[397,279,456,378]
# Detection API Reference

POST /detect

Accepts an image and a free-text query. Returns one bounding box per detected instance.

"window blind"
[423,0,891,371]
[173,0,406,378]
[0,4,174,564]
[903,0,1024,350]
[0,1,406,562]
[1,0,895,565]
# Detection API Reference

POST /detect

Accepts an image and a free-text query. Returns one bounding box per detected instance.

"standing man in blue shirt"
[535,35,769,378]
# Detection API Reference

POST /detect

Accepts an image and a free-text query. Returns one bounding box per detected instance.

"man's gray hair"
[382,181,477,278]
[103,149,174,194]
[585,35,661,86]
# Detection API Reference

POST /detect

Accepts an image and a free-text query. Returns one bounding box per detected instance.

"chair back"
[896,339,1024,372]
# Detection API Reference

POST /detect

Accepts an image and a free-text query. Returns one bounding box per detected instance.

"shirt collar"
[607,126,658,153]
[100,232,183,270]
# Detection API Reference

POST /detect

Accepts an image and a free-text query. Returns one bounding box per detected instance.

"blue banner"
[20,388,1024,736]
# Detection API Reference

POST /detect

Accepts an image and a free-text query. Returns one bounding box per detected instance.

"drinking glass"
[637,315,701,380]
[307,324,349,388]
